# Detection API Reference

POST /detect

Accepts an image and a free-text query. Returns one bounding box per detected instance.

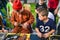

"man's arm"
[54,0,60,15]
[21,11,34,29]
[26,11,34,25]
[56,0,60,9]
[10,12,18,26]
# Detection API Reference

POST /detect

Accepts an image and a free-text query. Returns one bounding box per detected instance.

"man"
[10,0,34,33]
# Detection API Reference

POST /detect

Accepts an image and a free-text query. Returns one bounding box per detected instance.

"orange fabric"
[10,10,34,33]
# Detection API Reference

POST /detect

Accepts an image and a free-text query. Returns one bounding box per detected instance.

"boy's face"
[38,12,46,21]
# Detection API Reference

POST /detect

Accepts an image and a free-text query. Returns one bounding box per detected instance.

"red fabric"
[48,0,59,9]
[13,0,22,10]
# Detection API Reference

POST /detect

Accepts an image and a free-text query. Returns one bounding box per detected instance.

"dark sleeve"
[42,3,47,9]
[43,3,47,8]
[0,0,3,9]
[35,3,39,9]
[36,18,40,28]
[51,21,56,30]
[2,19,6,26]
[1,20,4,28]
[26,11,34,25]
[10,12,16,25]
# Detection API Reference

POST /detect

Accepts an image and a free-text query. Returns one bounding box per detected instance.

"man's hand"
[14,22,18,26]
[43,33,50,38]
[54,8,58,15]
[22,22,29,29]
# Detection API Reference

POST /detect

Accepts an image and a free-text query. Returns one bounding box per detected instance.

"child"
[6,0,14,18]
[0,15,8,33]
[35,7,56,40]
[10,0,34,33]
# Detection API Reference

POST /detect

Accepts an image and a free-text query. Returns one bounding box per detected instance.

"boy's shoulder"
[49,18,54,21]
[48,18,55,24]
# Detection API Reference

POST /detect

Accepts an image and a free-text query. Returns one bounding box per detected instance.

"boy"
[35,0,47,25]
[35,7,56,40]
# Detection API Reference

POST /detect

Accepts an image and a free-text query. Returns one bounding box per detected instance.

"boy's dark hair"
[37,6,48,16]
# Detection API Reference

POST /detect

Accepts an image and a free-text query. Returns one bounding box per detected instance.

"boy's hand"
[37,32,42,38]
[43,33,50,38]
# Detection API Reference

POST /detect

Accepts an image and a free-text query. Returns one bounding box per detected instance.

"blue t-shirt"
[36,18,56,34]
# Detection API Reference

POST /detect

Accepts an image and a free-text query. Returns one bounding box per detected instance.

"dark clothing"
[30,34,48,40]
[35,3,47,20]
[36,18,56,34]
[35,3,47,9]
[0,25,2,30]
[57,23,60,35]
[49,8,57,24]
